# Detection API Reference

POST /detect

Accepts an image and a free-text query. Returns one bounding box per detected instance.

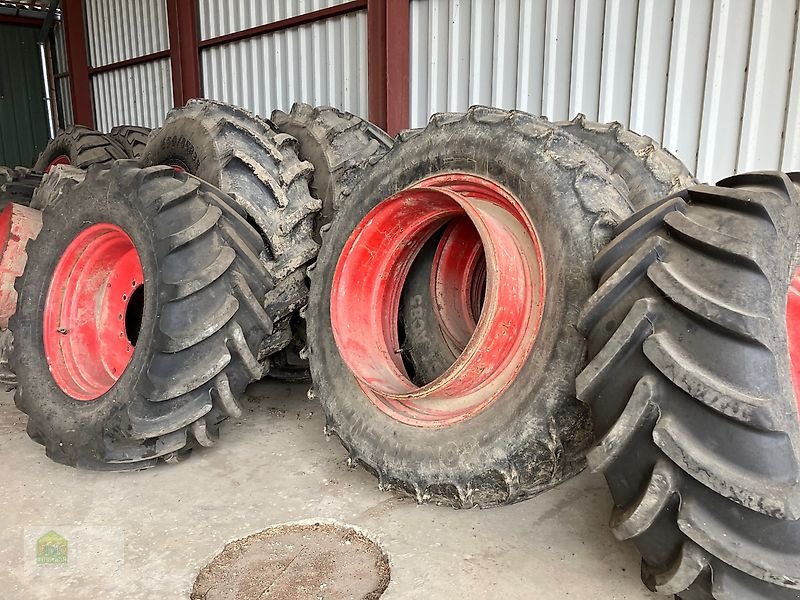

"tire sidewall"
[142,117,223,185]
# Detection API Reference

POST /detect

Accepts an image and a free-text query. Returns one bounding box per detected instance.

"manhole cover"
[191,522,390,600]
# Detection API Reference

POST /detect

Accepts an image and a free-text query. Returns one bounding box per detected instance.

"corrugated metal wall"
[52,21,73,128]
[91,60,174,132]
[83,0,173,131]
[199,0,368,118]
[409,0,800,183]
[198,0,351,39]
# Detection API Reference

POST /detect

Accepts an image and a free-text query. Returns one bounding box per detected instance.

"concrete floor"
[1,380,660,600]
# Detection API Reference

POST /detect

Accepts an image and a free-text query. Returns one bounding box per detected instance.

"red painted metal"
[367,0,387,129]
[199,1,367,49]
[45,155,71,173]
[385,0,410,136]
[787,268,800,414]
[62,0,94,128]
[166,0,201,106]
[88,49,171,76]
[0,203,43,328]
[43,224,144,401]
[367,0,409,134]
[430,216,483,353]
[330,174,545,427]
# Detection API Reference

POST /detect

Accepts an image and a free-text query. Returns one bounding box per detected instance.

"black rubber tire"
[34,126,128,172]
[141,99,321,364]
[0,166,42,207]
[110,125,153,158]
[556,114,697,210]
[9,160,273,470]
[306,106,633,508]
[30,165,86,210]
[269,103,394,381]
[271,102,394,227]
[398,116,694,384]
[576,173,800,598]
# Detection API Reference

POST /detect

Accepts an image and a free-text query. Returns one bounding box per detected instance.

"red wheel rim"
[330,174,545,427]
[45,155,71,173]
[430,217,484,354]
[43,223,145,401]
[787,267,800,414]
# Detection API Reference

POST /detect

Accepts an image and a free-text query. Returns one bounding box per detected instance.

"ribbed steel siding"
[198,0,351,40]
[201,10,368,117]
[409,0,800,182]
[85,0,169,67]
[53,22,73,128]
[92,59,173,131]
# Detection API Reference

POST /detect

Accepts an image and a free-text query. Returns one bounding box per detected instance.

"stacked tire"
[2,98,797,598]
[1,104,322,469]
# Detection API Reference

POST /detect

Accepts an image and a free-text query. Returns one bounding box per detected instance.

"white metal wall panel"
[52,21,74,127]
[198,0,350,40]
[200,10,368,118]
[84,0,169,67]
[410,0,800,182]
[91,59,173,131]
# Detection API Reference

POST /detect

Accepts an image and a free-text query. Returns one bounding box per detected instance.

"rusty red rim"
[330,174,545,427]
[430,216,484,354]
[45,155,71,173]
[787,267,800,414]
[43,224,145,401]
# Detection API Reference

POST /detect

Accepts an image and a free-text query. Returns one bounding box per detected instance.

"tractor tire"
[556,114,697,210]
[10,161,273,469]
[30,164,85,210]
[0,166,42,207]
[306,106,632,508]
[34,126,128,172]
[110,125,153,158]
[0,202,42,391]
[399,116,694,385]
[0,168,83,391]
[269,103,394,381]
[271,102,394,227]
[576,172,800,598]
[141,99,320,365]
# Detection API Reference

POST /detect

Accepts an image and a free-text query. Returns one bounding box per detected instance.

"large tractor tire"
[0,168,84,392]
[10,161,272,469]
[556,114,697,210]
[0,166,42,207]
[269,103,394,380]
[400,117,697,385]
[306,106,632,508]
[34,126,128,173]
[141,100,320,365]
[271,102,394,227]
[577,172,800,598]
[0,203,42,390]
[110,125,153,158]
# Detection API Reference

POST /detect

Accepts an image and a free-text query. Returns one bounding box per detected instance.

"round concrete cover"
[191,523,390,600]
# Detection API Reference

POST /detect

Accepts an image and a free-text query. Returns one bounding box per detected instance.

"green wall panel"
[0,24,49,167]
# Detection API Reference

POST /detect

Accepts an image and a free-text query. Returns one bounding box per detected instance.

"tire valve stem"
[56,327,69,335]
